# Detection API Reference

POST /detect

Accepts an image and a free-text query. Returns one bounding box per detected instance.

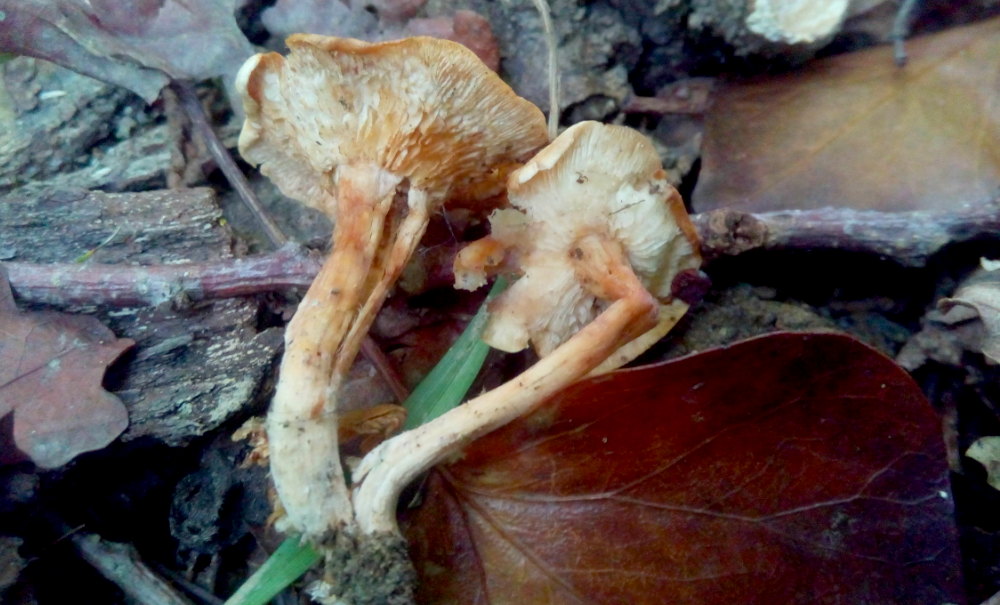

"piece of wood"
[72,533,195,605]
[1,58,169,196]
[0,187,282,445]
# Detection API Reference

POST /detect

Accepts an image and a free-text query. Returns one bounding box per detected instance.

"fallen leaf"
[0,267,133,468]
[0,0,254,104]
[261,1,500,71]
[405,11,500,72]
[404,332,963,604]
[693,17,1000,213]
[939,262,1000,364]
[261,0,379,44]
[967,436,1000,491]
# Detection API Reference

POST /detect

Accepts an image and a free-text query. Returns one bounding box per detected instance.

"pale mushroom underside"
[464,121,702,356]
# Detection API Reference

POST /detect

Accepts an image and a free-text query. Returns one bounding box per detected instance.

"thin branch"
[6,201,999,308]
[72,533,195,605]
[361,337,410,404]
[892,0,921,67]
[149,563,225,605]
[5,242,319,307]
[529,0,559,138]
[621,79,714,116]
[691,199,1000,267]
[170,80,288,248]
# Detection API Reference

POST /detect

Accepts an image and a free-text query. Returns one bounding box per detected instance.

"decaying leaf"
[261,0,500,70]
[693,16,1000,213]
[967,436,1000,491]
[940,263,1000,365]
[0,0,254,104]
[0,267,133,468]
[405,332,962,604]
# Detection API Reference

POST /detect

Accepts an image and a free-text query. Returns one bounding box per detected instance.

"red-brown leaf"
[0,268,133,468]
[404,332,963,604]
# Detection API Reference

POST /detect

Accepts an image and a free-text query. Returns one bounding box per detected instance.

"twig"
[170,80,288,248]
[892,0,921,67]
[71,533,195,605]
[692,198,1000,267]
[361,337,411,403]
[5,242,320,307]
[621,79,714,116]
[6,201,999,308]
[529,0,559,138]
[149,563,225,605]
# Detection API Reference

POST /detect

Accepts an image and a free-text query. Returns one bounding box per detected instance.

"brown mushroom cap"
[458,121,702,356]
[235,34,548,215]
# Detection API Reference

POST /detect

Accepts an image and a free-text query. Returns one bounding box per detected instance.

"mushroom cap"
[466,121,702,355]
[235,34,548,215]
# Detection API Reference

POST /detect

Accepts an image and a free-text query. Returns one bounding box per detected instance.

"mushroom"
[235,34,548,539]
[352,121,703,534]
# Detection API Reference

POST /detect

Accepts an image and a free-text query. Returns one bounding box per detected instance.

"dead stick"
[692,200,1000,267]
[170,80,288,248]
[361,337,410,403]
[5,242,319,307]
[72,533,195,605]
[7,203,999,308]
[892,0,921,66]
[620,79,714,116]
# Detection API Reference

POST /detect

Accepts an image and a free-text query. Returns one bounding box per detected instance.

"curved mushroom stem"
[268,163,400,537]
[352,235,659,534]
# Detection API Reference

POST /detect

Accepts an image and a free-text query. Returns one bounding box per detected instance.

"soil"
[2,1,1000,604]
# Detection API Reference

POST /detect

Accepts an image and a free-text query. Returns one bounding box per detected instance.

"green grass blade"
[223,536,320,605]
[224,278,506,604]
[403,276,507,430]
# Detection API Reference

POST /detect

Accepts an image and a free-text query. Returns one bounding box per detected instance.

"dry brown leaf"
[940,262,1000,364]
[693,16,1000,213]
[0,0,254,104]
[0,267,133,468]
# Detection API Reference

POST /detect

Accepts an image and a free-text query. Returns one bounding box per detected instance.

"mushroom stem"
[268,162,400,537]
[336,189,431,380]
[352,236,659,534]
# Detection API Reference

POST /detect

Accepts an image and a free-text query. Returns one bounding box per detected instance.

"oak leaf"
[404,332,963,604]
[693,17,1000,213]
[0,0,254,104]
[0,267,133,468]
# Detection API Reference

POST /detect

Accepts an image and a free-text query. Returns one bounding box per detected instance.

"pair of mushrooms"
[236,32,701,576]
